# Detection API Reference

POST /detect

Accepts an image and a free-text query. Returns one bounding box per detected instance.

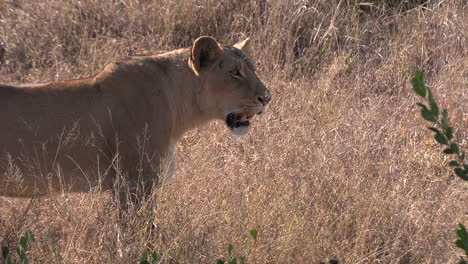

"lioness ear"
[233,38,251,57]
[190,36,223,76]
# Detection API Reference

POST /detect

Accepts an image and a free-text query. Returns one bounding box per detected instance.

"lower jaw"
[231,124,251,136]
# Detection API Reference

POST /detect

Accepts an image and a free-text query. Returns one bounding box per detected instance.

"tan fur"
[0,37,271,200]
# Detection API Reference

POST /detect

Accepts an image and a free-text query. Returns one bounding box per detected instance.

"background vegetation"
[0,0,467,263]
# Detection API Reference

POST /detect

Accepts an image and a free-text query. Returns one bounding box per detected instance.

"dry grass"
[0,0,467,263]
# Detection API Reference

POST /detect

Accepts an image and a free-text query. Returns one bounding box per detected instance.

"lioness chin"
[0,36,271,202]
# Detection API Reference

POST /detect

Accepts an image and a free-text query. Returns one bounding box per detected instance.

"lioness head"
[189,36,271,136]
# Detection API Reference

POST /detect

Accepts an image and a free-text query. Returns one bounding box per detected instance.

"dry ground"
[0,0,467,263]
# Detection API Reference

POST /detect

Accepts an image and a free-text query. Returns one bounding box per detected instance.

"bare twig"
[0,41,5,71]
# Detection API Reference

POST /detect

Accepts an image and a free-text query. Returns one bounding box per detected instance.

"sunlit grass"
[0,0,467,263]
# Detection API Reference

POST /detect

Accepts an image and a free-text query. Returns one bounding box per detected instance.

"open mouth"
[225,113,253,129]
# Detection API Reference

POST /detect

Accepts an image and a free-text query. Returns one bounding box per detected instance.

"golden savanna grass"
[0,0,467,263]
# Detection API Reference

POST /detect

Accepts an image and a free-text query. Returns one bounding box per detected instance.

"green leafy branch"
[412,70,467,180]
[2,230,35,264]
[412,70,467,264]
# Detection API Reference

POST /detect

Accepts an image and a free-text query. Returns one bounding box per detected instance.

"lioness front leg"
[111,153,160,257]
[112,154,160,214]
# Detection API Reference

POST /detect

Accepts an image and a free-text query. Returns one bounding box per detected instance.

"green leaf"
[151,251,159,264]
[227,244,233,257]
[21,252,29,264]
[229,259,238,264]
[20,236,27,250]
[428,127,448,145]
[444,126,453,140]
[434,132,448,145]
[216,259,225,264]
[458,257,467,264]
[444,148,455,154]
[416,103,427,109]
[456,224,468,255]
[454,168,468,181]
[140,253,149,264]
[449,160,460,167]
[412,70,426,97]
[250,229,258,241]
[444,144,459,155]
[26,230,35,243]
[420,106,436,123]
[2,246,9,260]
[427,88,439,118]
[244,242,250,251]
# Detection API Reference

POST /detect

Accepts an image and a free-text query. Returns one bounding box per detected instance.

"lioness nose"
[257,96,265,105]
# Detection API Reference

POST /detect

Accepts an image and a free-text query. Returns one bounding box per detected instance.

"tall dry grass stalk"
[0,0,467,263]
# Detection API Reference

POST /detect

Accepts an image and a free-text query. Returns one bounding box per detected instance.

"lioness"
[0,36,271,202]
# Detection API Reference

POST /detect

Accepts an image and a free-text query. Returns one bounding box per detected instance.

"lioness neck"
[99,48,210,141]
[158,48,211,140]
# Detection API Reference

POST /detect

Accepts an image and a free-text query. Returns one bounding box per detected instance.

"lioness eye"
[231,69,241,79]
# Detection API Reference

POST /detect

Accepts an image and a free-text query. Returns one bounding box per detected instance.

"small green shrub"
[1,230,35,264]
[137,229,258,263]
[412,70,467,263]
[456,224,468,264]
[216,229,258,264]
[139,250,159,264]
